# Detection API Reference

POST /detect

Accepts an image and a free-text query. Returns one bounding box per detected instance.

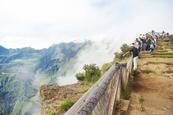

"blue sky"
[0,0,173,49]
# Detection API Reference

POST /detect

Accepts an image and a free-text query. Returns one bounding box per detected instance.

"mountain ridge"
[0,41,90,115]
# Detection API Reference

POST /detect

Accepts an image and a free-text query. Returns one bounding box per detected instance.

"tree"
[76,72,85,81]
[83,64,101,83]
[120,43,129,53]
[114,52,123,60]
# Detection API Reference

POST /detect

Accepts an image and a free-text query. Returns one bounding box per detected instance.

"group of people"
[135,30,158,53]
[130,30,160,71]
[123,30,169,71]
[160,31,170,38]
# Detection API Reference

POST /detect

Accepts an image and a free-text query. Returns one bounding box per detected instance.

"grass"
[156,50,168,53]
[90,76,100,83]
[151,51,173,58]
[101,62,112,75]
[152,52,173,56]
[145,61,173,67]
[141,69,155,74]
[139,96,145,112]
[152,55,173,58]
[82,87,89,93]
[139,96,144,104]
[49,112,56,115]
[59,99,75,112]
[121,77,133,100]
[115,56,130,63]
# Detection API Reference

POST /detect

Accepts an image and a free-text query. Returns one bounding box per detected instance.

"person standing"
[135,38,142,52]
[150,39,155,52]
[130,43,139,71]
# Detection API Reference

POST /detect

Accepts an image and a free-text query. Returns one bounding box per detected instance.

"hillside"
[129,35,173,114]
[39,34,173,115]
[0,42,89,115]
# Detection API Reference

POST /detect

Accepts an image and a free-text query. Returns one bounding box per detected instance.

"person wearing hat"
[123,43,139,71]
[130,43,139,71]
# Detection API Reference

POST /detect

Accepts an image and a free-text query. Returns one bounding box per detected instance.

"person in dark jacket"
[123,43,139,71]
[130,43,139,71]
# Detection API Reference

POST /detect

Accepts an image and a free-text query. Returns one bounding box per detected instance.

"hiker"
[123,43,139,71]
[130,43,139,71]
[142,34,147,51]
[146,37,152,51]
[166,33,169,37]
[162,31,166,38]
[135,38,142,52]
[139,34,143,39]
[150,39,155,52]
[151,30,157,47]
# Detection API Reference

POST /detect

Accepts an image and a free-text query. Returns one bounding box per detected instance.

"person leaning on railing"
[123,43,139,71]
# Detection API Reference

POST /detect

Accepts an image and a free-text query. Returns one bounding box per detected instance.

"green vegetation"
[82,87,89,93]
[152,55,173,58]
[76,43,132,83]
[152,51,173,58]
[145,61,173,67]
[83,64,101,82]
[152,52,173,56]
[101,62,112,75]
[120,43,130,53]
[0,73,30,115]
[139,96,145,112]
[60,99,75,112]
[50,112,56,115]
[114,43,131,63]
[141,69,155,74]
[121,77,133,100]
[156,50,168,53]
[76,72,85,81]
[139,96,144,104]
[76,64,101,83]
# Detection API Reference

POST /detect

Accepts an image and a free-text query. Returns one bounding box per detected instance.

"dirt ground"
[40,82,93,115]
[128,38,173,115]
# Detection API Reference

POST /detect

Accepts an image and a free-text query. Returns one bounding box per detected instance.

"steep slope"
[37,42,88,75]
[0,42,89,115]
[0,45,8,55]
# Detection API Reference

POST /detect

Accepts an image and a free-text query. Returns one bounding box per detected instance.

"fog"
[0,0,173,114]
[56,37,133,85]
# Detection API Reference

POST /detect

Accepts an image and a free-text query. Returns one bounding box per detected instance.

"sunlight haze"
[0,0,173,49]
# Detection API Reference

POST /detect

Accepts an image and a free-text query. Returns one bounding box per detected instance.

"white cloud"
[0,0,173,49]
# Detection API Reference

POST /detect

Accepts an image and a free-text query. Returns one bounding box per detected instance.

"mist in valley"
[0,0,173,115]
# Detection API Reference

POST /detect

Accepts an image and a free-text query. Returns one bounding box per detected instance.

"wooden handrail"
[65,56,133,115]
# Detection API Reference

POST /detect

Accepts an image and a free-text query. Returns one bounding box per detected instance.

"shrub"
[90,75,100,83]
[76,72,85,81]
[101,63,112,75]
[76,64,101,83]
[49,112,56,115]
[82,87,89,93]
[114,52,130,62]
[114,52,123,60]
[83,64,101,82]
[120,43,129,53]
[60,99,75,112]
[139,96,144,104]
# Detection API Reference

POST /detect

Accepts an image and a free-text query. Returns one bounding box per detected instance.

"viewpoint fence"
[65,56,133,115]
